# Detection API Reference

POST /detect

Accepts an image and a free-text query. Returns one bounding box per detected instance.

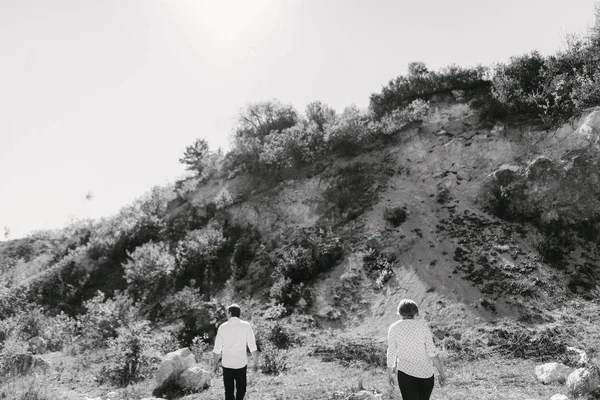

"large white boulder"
[550,394,569,400]
[155,348,196,387]
[566,367,600,396]
[535,362,572,384]
[177,366,211,391]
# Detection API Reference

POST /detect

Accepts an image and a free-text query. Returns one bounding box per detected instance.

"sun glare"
[176,0,276,46]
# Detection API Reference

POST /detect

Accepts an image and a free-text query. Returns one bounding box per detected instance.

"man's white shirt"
[213,317,258,369]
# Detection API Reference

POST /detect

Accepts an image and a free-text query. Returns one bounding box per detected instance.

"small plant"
[266,323,293,350]
[383,206,407,227]
[190,334,210,363]
[436,186,452,204]
[260,343,287,375]
[99,320,154,387]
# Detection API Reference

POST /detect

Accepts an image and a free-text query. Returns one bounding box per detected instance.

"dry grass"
[0,343,585,400]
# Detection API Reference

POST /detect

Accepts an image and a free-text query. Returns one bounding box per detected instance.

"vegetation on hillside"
[3,4,600,399]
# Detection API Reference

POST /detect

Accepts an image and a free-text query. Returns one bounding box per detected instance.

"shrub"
[312,339,386,368]
[361,248,395,280]
[158,286,204,323]
[228,100,299,173]
[321,162,378,222]
[77,291,138,350]
[123,241,175,305]
[41,312,77,352]
[175,301,226,347]
[174,226,226,299]
[486,326,567,361]
[99,321,154,387]
[370,63,489,118]
[268,233,342,309]
[375,99,430,136]
[324,105,375,155]
[305,100,337,132]
[383,206,407,226]
[189,334,210,363]
[491,51,547,116]
[259,343,287,375]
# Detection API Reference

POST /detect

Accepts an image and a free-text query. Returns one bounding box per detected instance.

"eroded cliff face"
[172,97,600,330]
[480,109,600,232]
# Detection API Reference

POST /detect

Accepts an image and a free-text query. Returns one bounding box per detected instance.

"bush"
[174,226,226,299]
[321,162,378,222]
[259,343,287,375]
[158,286,204,323]
[324,105,375,155]
[175,301,226,347]
[361,248,395,280]
[312,339,387,368]
[269,232,342,309]
[486,326,567,361]
[77,291,138,350]
[491,51,547,116]
[99,321,154,387]
[370,63,489,118]
[123,241,175,306]
[383,206,407,227]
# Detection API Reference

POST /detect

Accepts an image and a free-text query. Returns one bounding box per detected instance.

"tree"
[3,226,10,240]
[305,101,337,132]
[179,138,210,174]
[230,100,300,173]
[407,61,429,77]
[235,100,299,141]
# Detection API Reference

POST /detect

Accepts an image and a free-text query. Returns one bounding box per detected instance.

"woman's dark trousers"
[397,370,435,400]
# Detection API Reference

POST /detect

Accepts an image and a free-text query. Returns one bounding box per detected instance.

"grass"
[2,333,591,400]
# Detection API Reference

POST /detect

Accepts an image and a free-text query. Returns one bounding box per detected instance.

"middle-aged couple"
[212,300,446,400]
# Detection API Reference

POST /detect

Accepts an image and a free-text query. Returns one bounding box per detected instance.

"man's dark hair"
[228,304,241,318]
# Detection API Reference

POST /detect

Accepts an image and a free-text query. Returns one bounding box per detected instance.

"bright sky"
[0,0,597,240]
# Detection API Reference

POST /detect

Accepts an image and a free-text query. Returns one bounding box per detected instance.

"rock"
[535,362,572,384]
[28,336,47,355]
[177,366,211,391]
[298,298,308,309]
[566,346,589,366]
[567,367,600,396]
[106,391,118,399]
[318,306,341,320]
[347,390,382,400]
[155,348,196,387]
[433,329,447,340]
[550,395,569,400]
[451,89,465,99]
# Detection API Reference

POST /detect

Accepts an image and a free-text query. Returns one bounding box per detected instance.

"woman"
[387,299,447,400]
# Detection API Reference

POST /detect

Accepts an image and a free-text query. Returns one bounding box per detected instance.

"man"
[213,304,259,400]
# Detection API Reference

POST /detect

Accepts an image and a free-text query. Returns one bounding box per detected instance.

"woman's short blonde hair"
[397,299,419,318]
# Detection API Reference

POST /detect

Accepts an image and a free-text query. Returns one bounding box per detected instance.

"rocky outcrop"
[535,362,572,384]
[479,149,600,229]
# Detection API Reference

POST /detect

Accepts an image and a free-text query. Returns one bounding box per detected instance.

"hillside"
[2,79,600,399]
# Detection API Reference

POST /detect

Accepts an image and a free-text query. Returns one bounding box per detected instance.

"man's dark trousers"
[223,365,247,400]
